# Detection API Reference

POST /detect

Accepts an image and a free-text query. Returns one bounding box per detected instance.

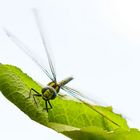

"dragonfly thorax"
[47,81,60,93]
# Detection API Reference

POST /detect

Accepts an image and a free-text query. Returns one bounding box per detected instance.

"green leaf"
[63,127,140,140]
[0,64,140,140]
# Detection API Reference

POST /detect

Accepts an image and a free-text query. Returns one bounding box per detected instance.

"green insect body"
[41,77,73,101]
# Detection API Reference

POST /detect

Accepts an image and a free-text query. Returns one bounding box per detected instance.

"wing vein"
[32,9,56,82]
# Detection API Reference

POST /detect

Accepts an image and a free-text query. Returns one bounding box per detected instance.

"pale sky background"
[0,0,140,140]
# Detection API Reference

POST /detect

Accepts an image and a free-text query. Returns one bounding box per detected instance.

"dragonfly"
[4,9,120,127]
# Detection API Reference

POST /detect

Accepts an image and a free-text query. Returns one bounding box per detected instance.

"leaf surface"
[0,64,140,140]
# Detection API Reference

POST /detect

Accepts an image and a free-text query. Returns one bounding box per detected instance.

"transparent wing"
[32,8,56,82]
[62,86,130,122]
[61,85,105,105]
[3,28,54,81]
[61,85,120,126]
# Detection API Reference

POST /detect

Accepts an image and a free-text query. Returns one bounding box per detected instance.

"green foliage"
[0,64,140,140]
[63,127,140,140]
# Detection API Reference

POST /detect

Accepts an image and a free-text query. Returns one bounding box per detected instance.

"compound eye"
[41,87,47,94]
[42,86,57,95]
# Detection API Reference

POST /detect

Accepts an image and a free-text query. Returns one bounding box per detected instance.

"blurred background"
[0,0,140,140]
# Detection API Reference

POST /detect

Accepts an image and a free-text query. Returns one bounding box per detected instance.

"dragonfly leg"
[26,88,42,107]
[48,100,52,109]
[33,94,42,107]
[43,100,52,112]
[26,88,40,99]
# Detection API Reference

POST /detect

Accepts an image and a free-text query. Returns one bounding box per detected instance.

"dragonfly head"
[58,77,74,87]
